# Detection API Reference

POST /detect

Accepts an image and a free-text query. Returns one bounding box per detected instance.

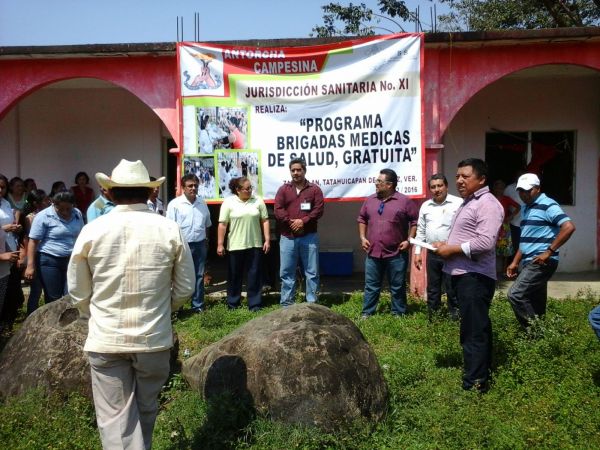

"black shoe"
[463,380,490,394]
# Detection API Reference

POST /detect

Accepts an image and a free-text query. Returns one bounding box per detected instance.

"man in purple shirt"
[357,169,418,317]
[436,158,504,393]
[274,158,324,306]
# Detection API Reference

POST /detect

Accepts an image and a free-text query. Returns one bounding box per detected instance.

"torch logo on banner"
[183,52,223,90]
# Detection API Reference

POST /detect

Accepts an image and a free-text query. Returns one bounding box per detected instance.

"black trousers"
[227,247,262,310]
[262,240,280,289]
[426,252,459,314]
[452,272,495,391]
[0,265,25,327]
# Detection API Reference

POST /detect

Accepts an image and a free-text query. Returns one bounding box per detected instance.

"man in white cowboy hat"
[67,159,195,450]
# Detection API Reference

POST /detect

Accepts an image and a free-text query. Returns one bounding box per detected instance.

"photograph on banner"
[179,34,425,201]
[184,105,249,155]
[216,150,260,199]
[183,156,216,199]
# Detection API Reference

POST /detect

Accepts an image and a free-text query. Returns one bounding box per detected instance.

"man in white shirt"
[68,159,195,450]
[146,176,164,215]
[166,173,212,312]
[413,174,462,319]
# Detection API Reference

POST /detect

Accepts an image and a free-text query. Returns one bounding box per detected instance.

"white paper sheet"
[409,238,437,251]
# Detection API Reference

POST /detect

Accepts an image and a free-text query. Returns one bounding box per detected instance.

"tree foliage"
[311,1,411,37]
[438,0,600,31]
[311,0,600,35]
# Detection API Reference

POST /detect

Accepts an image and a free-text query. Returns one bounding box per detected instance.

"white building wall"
[1,85,164,195]
[443,75,600,272]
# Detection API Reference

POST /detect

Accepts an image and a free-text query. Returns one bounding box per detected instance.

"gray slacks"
[507,259,558,328]
[88,350,171,450]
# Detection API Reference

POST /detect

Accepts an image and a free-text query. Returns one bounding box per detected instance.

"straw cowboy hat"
[95,159,165,189]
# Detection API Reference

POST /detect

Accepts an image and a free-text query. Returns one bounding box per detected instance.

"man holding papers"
[413,174,462,320]
[435,159,504,393]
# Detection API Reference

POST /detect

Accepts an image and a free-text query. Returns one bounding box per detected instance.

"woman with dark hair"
[7,177,26,212]
[0,176,20,243]
[217,177,269,311]
[22,189,51,314]
[0,175,8,197]
[0,176,23,331]
[226,117,245,149]
[71,171,94,221]
[0,175,22,257]
[25,191,84,302]
[49,180,67,198]
[24,178,37,194]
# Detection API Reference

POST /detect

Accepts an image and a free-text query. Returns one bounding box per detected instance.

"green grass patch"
[1,291,599,449]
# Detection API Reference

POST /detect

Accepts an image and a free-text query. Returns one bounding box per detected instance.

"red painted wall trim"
[0,56,179,145]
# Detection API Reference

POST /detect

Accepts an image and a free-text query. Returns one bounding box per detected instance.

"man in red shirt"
[274,158,324,306]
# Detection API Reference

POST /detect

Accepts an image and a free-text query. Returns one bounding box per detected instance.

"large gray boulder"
[0,297,92,399]
[0,297,180,400]
[182,303,388,430]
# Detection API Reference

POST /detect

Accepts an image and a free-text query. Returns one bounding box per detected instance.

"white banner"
[178,34,424,201]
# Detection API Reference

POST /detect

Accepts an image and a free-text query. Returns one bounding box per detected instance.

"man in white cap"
[67,159,195,450]
[506,173,575,329]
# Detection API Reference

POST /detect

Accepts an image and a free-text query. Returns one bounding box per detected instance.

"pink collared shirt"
[443,186,504,280]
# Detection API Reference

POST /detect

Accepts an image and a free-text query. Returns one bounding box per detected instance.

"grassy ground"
[1,289,599,449]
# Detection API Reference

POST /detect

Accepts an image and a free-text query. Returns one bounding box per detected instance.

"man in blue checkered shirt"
[506,173,575,329]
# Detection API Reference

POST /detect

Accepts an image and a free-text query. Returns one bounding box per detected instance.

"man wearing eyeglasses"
[357,168,418,318]
[166,173,212,313]
[274,157,324,306]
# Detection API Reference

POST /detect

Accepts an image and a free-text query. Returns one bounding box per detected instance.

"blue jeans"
[27,274,43,315]
[279,233,319,306]
[188,240,208,311]
[589,305,600,340]
[362,252,408,316]
[38,252,69,302]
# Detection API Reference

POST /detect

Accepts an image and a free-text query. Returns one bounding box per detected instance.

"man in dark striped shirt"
[506,173,575,329]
